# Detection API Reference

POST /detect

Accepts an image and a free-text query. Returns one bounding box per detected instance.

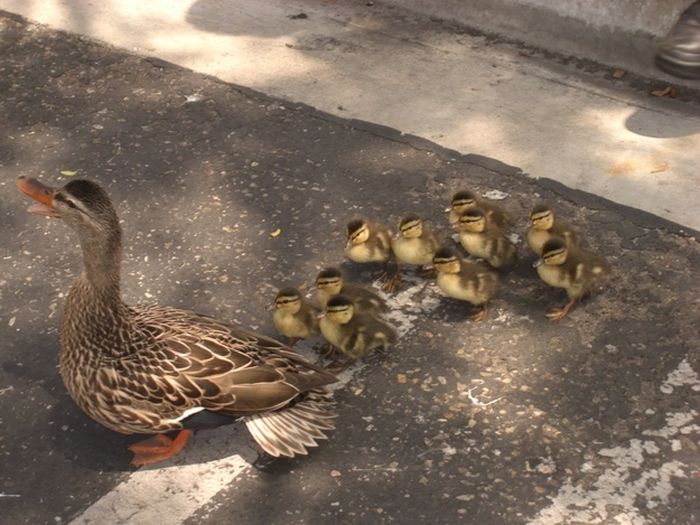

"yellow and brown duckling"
[433,247,499,321]
[534,238,610,321]
[318,294,397,370]
[456,208,517,269]
[271,287,320,346]
[315,267,388,315]
[527,204,582,255]
[391,213,441,283]
[345,218,396,291]
[17,177,337,465]
[448,190,510,228]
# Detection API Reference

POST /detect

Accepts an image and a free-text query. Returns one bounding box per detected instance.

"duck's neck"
[80,228,123,297]
[61,227,139,360]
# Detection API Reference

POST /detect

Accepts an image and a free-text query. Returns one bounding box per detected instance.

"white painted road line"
[69,428,251,525]
[528,358,700,525]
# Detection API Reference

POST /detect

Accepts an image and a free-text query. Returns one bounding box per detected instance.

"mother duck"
[16,177,337,466]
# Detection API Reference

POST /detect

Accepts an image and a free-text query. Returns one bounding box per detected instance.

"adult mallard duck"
[16,177,338,466]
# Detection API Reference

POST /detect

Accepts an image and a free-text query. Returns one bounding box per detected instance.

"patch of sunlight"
[446,115,533,167]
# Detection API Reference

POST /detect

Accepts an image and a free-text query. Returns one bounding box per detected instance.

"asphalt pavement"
[0,12,698,525]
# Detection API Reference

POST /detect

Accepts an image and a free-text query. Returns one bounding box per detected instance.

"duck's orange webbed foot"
[128,429,192,466]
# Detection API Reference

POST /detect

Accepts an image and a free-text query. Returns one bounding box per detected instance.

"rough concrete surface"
[1,0,699,235]
[383,0,694,84]
[1,11,699,525]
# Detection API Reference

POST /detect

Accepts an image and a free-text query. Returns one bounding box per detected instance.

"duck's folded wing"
[127,305,336,415]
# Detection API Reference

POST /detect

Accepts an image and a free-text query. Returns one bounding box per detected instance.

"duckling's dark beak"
[533,258,544,268]
[265,302,277,312]
[345,238,352,249]
[16,177,60,218]
[316,312,326,320]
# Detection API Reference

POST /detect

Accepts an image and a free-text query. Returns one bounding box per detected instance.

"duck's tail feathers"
[243,389,336,458]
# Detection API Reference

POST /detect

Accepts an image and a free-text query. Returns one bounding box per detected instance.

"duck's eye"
[55,194,78,209]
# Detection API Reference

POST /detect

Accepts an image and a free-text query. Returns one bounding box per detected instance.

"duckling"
[456,208,517,269]
[448,190,510,228]
[391,214,441,284]
[271,287,320,346]
[315,267,388,315]
[534,238,610,321]
[527,204,582,255]
[345,218,396,291]
[433,247,499,321]
[318,295,397,370]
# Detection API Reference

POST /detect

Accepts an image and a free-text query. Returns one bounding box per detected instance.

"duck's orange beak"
[16,177,60,218]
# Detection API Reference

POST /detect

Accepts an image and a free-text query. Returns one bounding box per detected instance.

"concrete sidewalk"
[1,0,699,233]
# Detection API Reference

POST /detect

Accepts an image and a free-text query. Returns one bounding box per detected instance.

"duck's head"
[530,204,555,231]
[17,177,120,244]
[457,208,487,232]
[273,287,303,314]
[18,177,123,287]
[315,267,344,295]
[534,238,568,267]
[432,246,461,273]
[346,218,370,246]
[397,213,424,239]
[451,190,476,215]
[322,294,355,324]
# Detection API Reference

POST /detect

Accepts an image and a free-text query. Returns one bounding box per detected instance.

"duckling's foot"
[128,429,192,466]
[545,308,567,321]
[319,343,338,359]
[470,306,488,322]
[546,299,577,321]
[379,273,402,293]
[326,358,356,374]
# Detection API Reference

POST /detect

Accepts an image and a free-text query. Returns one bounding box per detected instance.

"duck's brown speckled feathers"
[19,177,337,460]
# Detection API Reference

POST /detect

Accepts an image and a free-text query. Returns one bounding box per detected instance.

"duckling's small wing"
[244,388,336,457]
[344,284,389,312]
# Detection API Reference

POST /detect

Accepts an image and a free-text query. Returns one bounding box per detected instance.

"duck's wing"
[126,305,337,414]
[121,305,338,457]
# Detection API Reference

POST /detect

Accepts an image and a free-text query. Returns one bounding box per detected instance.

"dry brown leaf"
[650,163,669,174]
[612,68,626,79]
[270,228,281,237]
[650,86,677,98]
[396,373,407,384]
